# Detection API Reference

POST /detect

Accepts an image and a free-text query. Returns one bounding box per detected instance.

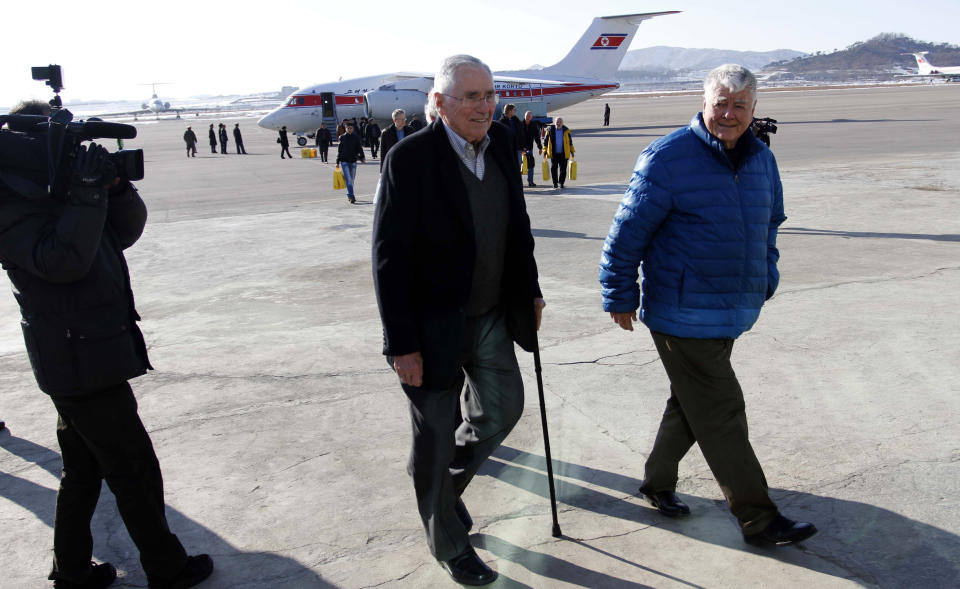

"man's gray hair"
[704,64,757,99]
[425,93,438,121]
[391,108,405,120]
[433,54,493,95]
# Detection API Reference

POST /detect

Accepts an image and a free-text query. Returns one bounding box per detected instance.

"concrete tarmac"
[1,85,958,588]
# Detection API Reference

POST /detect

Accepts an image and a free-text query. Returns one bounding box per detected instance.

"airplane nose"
[258,109,282,130]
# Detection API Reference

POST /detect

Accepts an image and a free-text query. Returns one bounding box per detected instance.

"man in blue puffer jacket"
[598,65,817,547]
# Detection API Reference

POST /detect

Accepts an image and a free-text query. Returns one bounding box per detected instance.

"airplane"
[899,52,960,82]
[258,11,680,145]
[141,83,173,114]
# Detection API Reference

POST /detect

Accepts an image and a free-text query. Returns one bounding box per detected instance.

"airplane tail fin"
[535,12,679,80]
[911,52,933,75]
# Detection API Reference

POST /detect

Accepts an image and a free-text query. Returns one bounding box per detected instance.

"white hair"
[704,64,757,100]
[425,93,438,122]
[433,54,492,95]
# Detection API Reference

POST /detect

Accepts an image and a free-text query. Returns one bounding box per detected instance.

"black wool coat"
[372,120,542,390]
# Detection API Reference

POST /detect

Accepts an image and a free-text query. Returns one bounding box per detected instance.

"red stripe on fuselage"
[283,84,617,109]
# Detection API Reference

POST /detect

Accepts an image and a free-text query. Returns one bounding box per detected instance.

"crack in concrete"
[570,522,661,544]
[778,265,960,297]
[548,349,660,368]
[277,452,332,473]
[358,561,428,588]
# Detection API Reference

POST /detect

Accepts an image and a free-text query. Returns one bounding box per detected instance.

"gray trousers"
[402,308,524,561]
[642,332,779,535]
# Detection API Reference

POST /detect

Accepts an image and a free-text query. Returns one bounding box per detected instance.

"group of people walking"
[182,123,246,156]
[180,104,578,205]
[496,103,575,190]
[372,56,816,586]
[0,55,819,589]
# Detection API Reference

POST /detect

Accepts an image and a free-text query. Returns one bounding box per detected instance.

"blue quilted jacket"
[599,113,786,339]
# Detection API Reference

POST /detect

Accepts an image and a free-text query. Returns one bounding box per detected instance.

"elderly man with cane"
[372,54,546,585]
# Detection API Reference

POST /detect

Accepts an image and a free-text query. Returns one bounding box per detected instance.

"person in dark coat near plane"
[365,118,382,159]
[278,126,293,159]
[208,124,217,153]
[183,126,198,157]
[379,109,414,172]
[218,123,228,155]
[233,123,247,154]
[315,124,332,162]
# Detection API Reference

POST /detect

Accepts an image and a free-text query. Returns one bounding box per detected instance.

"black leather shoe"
[440,547,497,586]
[149,554,213,589]
[527,182,537,187]
[640,489,691,517]
[53,562,116,589]
[455,498,473,532]
[744,515,818,546]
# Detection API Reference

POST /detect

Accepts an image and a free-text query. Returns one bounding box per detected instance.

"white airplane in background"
[258,11,679,145]
[141,83,172,114]
[900,52,960,81]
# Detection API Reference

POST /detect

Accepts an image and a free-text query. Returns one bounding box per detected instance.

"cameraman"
[0,100,213,589]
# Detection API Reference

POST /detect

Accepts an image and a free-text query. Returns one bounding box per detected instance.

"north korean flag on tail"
[591,34,628,50]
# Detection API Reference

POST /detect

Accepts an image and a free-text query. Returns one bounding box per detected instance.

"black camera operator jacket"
[0,182,152,397]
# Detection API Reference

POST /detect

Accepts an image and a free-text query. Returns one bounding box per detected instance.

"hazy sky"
[2,0,958,107]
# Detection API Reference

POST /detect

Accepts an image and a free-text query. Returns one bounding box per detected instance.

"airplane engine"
[141,103,148,110]
[164,102,171,110]
[363,89,427,121]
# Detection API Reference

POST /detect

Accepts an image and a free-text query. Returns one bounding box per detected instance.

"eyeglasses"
[443,92,499,106]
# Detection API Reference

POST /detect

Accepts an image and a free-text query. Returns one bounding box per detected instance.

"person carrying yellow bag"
[333,167,347,190]
[543,116,574,189]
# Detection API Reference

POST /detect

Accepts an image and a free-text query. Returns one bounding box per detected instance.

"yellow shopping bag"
[569,158,577,181]
[333,167,346,190]
[520,154,527,175]
[542,158,550,181]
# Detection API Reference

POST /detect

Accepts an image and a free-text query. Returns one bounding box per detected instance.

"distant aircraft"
[899,52,960,81]
[141,83,173,114]
[258,11,679,145]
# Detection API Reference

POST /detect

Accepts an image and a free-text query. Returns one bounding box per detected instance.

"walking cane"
[532,329,562,538]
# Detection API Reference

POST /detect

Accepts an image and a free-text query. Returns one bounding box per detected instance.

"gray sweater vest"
[458,152,509,316]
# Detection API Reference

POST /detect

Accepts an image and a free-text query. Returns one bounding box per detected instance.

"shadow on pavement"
[482,445,960,588]
[529,183,627,198]
[532,228,605,241]
[0,429,335,588]
[780,226,960,243]
[475,533,659,588]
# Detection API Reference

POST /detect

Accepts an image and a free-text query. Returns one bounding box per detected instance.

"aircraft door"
[321,92,335,118]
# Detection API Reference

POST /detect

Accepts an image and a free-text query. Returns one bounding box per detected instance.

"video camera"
[0,65,144,199]
[750,117,778,147]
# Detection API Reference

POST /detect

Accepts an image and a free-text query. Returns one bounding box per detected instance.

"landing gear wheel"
[297,136,308,146]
